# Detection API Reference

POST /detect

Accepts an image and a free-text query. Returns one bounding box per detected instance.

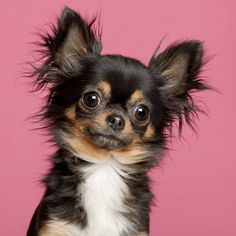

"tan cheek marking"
[123,116,132,134]
[121,116,142,146]
[95,111,109,125]
[125,121,142,144]
[131,133,142,144]
[113,145,148,164]
[39,223,68,236]
[65,118,110,160]
[65,132,110,160]
[97,80,111,97]
[129,90,144,104]
[66,117,109,159]
[65,105,76,120]
[64,106,110,160]
[144,123,155,139]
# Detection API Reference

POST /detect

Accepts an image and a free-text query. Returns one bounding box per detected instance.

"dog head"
[31,7,207,166]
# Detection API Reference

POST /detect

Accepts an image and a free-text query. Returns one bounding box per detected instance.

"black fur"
[27,7,208,236]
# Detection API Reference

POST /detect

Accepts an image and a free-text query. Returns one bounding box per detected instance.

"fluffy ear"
[32,7,102,91]
[148,40,208,131]
[48,7,101,67]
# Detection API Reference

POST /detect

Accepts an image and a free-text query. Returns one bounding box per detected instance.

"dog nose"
[107,114,125,131]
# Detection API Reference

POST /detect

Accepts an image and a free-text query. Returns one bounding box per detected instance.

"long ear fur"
[31,7,102,92]
[148,40,209,132]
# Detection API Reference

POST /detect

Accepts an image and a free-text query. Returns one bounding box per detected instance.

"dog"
[27,7,208,236]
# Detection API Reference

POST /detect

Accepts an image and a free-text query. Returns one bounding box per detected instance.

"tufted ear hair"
[148,40,209,131]
[48,7,101,67]
[32,7,102,91]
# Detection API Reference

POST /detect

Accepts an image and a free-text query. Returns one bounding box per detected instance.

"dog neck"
[78,158,135,235]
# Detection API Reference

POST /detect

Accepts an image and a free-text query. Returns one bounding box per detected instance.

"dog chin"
[93,134,127,149]
[85,128,131,150]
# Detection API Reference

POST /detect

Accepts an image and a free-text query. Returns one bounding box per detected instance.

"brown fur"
[64,98,154,164]
[97,80,111,97]
[129,90,145,104]
[144,123,155,139]
[39,223,68,236]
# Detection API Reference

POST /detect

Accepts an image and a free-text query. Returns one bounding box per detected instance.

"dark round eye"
[134,105,150,122]
[82,91,100,108]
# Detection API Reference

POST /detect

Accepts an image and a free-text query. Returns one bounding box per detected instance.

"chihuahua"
[27,7,208,236]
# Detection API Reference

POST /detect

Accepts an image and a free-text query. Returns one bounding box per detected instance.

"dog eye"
[82,91,100,108]
[134,105,150,122]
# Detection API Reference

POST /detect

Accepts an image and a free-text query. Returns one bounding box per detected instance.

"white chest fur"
[78,159,133,236]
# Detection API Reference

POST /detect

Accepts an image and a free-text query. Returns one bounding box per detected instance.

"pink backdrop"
[1,0,235,235]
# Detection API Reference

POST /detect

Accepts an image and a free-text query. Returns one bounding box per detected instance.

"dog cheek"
[63,105,110,160]
[65,105,77,120]
[144,123,155,140]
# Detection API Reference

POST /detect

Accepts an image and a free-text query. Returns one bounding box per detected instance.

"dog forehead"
[93,56,154,102]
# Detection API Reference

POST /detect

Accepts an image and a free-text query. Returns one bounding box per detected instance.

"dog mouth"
[85,127,131,149]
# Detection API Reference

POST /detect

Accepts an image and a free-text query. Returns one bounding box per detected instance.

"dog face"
[64,58,157,149]
[32,7,207,165]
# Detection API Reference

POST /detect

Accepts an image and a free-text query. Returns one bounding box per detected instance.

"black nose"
[107,114,125,131]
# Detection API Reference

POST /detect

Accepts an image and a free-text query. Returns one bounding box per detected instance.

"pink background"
[1,0,235,235]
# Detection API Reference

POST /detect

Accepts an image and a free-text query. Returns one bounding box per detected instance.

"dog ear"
[148,40,208,131]
[48,7,101,68]
[31,7,102,91]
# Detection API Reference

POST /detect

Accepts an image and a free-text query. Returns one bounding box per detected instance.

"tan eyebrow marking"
[97,80,111,97]
[129,90,144,104]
